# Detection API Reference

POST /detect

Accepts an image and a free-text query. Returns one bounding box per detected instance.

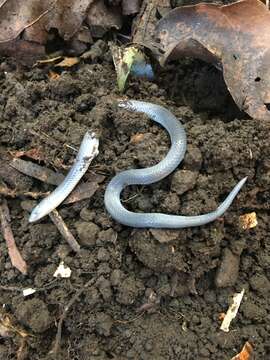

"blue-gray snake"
[104,100,247,228]
[30,100,246,228]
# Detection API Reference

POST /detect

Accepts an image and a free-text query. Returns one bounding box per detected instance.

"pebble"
[171,170,198,195]
[98,228,117,244]
[79,207,95,221]
[96,276,112,301]
[110,269,125,287]
[150,229,179,243]
[249,274,270,294]
[161,192,180,213]
[15,299,51,333]
[116,276,144,305]
[241,301,267,321]
[215,248,240,287]
[95,312,113,337]
[75,221,100,247]
[20,200,36,212]
[97,248,110,262]
[184,144,203,171]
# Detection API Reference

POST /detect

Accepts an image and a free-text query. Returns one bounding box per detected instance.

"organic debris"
[55,57,80,68]
[0,0,125,65]
[22,288,37,297]
[156,0,270,120]
[132,0,170,57]
[10,148,45,162]
[230,341,253,360]
[53,261,72,278]
[220,289,245,332]
[11,158,65,186]
[49,210,81,253]
[0,309,31,360]
[86,0,122,38]
[239,212,258,230]
[122,0,142,15]
[0,199,27,275]
[49,277,96,356]
[63,180,102,204]
[110,44,153,92]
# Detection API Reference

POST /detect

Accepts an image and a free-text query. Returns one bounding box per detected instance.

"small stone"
[95,312,113,337]
[241,301,267,321]
[150,229,179,243]
[215,248,240,287]
[15,299,51,333]
[81,40,108,61]
[230,238,246,256]
[55,244,71,259]
[171,170,198,195]
[79,207,95,221]
[96,276,112,301]
[30,224,58,249]
[144,341,153,352]
[184,144,203,171]
[97,248,110,262]
[161,192,180,213]
[85,287,100,307]
[110,269,125,287]
[75,221,100,247]
[98,229,117,243]
[116,277,144,305]
[20,200,36,212]
[249,274,270,294]
[76,95,96,113]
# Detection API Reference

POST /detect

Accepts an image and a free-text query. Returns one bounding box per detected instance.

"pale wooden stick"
[0,199,27,275]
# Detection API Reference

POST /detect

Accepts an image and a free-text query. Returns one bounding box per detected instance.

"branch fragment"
[0,199,27,275]
[49,209,80,253]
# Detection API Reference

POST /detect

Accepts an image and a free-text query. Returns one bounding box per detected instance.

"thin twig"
[49,210,80,253]
[0,279,59,293]
[0,0,9,9]
[0,199,27,275]
[49,277,96,355]
[0,185,48,199]
[11,158,65,186]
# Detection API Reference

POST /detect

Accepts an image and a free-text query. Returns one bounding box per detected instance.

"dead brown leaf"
[0,0,124,65]
[131,0,171,60]
[0,199,27,275]
[11,158,65,186]
[23,0,94,44]
[86,0,122,38]
[130,133,145,144]
[48,70,61,80]
[0,0,56,43]
[230,341,253,360]
[55,57,80,68]
[122,0,142,15]
[156,0,270,120]
[10,148,45,161]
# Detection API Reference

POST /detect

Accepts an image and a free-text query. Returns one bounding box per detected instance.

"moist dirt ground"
[0,44,270,360]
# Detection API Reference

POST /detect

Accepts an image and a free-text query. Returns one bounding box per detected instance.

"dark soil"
[0,46,270,360]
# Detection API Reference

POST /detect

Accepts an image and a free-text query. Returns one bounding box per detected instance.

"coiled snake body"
[104,100,247,228]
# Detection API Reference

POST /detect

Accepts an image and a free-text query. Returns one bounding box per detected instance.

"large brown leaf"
[156,0,270,120]
[0,0,93,44]
[0,0,122,65]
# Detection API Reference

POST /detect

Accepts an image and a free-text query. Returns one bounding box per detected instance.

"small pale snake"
[30,100,246,228]
[104,100,247,228]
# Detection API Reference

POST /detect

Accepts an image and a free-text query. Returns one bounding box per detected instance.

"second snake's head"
[118,100,136,112]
